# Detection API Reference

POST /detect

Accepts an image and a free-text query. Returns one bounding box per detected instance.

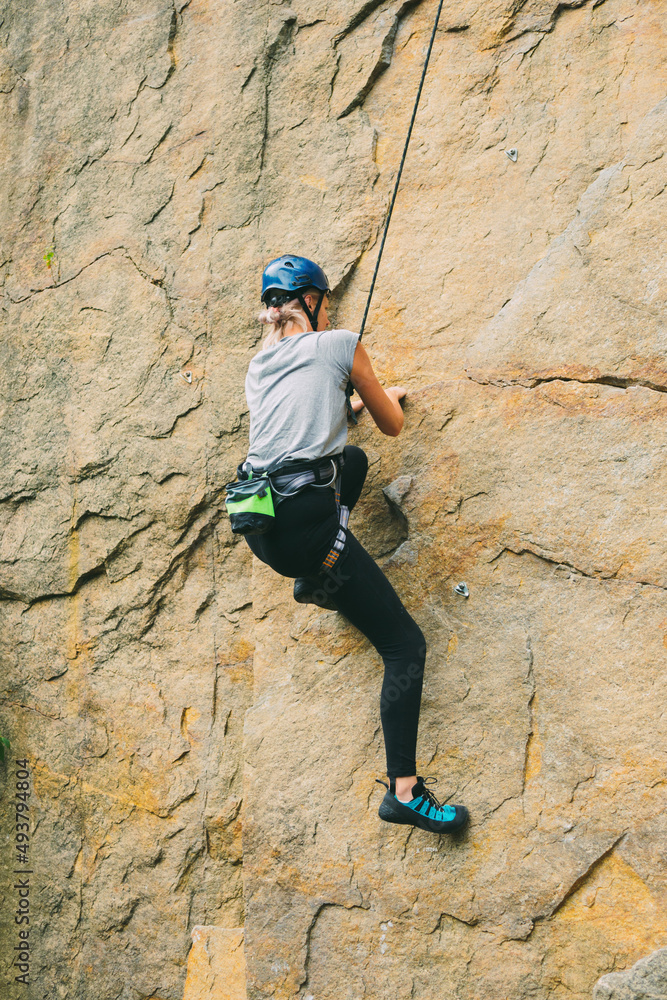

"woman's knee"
[416,623,427,658]
[398,619,427,674]
[384,619,426,671]
[344,444,368,467]
[341,446,368,509]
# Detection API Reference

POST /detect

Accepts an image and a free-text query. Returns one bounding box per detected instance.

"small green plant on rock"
[0,735,10,762]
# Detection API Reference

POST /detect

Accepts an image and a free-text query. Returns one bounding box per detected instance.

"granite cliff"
[0,1,666,998]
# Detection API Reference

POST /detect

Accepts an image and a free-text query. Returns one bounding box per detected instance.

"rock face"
[594,948,667,1000]
[0,1,665,999]
[183,927,246,1000]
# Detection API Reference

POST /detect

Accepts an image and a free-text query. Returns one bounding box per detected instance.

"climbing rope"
[345,0,445,424]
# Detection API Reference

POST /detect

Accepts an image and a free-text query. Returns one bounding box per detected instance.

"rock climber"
[237,253,469,835]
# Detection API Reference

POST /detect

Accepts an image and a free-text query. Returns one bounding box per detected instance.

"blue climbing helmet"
[261,254,330,331]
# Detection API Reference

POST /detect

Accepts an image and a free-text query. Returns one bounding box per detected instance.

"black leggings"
[244,445,425,777]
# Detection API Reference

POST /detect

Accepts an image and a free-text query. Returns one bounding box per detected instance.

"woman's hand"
[385,385,407,403]
[351,385,406,414]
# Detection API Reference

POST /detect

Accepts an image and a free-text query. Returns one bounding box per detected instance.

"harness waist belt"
[237,452,345,485]
[237,453,350,574]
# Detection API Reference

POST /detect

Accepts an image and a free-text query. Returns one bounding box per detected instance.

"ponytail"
[256,286,323,350]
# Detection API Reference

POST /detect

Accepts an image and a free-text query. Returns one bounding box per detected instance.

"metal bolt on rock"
[454,582,469,597]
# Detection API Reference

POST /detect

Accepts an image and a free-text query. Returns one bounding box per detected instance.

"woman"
[240,254,468,834]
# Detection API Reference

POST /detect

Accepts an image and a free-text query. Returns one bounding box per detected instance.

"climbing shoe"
[376,776,469,834]
[293,575,338,611]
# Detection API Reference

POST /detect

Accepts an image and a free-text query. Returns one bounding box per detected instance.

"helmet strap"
[296,290,324,331]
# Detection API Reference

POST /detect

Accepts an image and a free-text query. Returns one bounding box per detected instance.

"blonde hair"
[257,286,323,350]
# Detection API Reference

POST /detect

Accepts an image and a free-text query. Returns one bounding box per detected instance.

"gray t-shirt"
[244,328,360,472]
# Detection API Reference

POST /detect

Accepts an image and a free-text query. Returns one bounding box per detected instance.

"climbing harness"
[345,0,445,424]
[271,455,350,573]
[270,458,337,498]
[224,457,334,536]
[320,468,350,573]
[270,454,350,573]
[225,454,350,571]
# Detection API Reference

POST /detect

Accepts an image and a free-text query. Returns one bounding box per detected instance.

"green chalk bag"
[223,465,275,536]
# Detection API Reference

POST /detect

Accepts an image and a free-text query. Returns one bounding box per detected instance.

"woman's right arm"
[349,341,406,436]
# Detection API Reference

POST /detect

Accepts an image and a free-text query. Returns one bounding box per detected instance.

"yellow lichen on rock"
[183,927,246,1000]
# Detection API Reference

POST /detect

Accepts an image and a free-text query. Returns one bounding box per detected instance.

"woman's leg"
[320,530,426,778]
[244,445,424,776]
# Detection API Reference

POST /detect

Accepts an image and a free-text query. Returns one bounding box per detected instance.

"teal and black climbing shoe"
[293,575,338,611]
[376,776,469,834]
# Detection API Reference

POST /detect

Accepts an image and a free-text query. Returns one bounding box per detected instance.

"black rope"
[345,0,445,423]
